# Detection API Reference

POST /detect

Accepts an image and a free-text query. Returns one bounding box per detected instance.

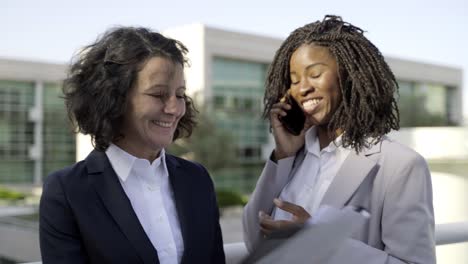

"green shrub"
[0,186,26,201]
[216,188,248,208]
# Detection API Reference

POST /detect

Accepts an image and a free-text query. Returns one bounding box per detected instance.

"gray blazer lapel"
[291,147,306,178]
[320,141,382,208]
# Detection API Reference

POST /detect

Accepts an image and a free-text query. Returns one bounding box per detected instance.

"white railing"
[435,222,468,245]
[21,221,468,264]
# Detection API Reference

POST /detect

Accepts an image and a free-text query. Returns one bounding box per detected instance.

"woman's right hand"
[269,100,307,161]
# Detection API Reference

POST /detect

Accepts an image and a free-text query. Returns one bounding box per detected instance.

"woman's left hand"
[258,199,311,237]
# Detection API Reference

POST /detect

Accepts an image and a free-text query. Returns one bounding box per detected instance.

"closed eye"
[149,93,164,98]
[310,73,322,78]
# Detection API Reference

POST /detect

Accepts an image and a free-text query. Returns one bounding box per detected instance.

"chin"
[154,139,173,149]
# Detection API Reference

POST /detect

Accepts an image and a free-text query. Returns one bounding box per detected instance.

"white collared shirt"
[106,144,184,264]
[274,127,352,220]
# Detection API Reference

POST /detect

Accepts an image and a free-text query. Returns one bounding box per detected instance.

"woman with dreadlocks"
[243,15,435,263]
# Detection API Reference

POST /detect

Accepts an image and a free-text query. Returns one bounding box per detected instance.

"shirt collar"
[106,144,166,182]
[305,126,320,156]
[304,126,345,155]
[322,134,343,153]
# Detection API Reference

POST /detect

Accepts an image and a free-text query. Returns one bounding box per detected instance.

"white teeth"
[152,121,172,127]
[303,98,321,108]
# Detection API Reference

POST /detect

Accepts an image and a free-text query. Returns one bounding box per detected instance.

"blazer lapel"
[165,155,191,262]
[86,150,159,264]
[320,141,382,208]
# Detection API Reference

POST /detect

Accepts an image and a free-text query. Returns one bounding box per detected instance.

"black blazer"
[39,150,225,264]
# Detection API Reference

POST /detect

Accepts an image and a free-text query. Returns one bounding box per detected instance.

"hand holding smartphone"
[278,93,305,136]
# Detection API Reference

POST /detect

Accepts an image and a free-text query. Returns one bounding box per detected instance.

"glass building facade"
[0,80,75,184]
[42,83,76,179]
[397,80,457,127]
[0,80,35,183]
[211,57,269,192]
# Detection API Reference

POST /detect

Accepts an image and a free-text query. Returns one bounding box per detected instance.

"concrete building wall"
[387,57,463,124]
[163,24,208,105]
[0,58,66,82]
[389,127,468,160]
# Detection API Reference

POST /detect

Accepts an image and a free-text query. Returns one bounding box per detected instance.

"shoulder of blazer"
[165,153,214,188]
[378,136,425,160]
[365,136,428,173]
[43,150,111,191]
[43,159,87,187]
[166,153,209,174]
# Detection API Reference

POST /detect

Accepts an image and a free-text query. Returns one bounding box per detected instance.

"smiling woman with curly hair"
[63,27,197,151]
[243,15,435,264]
[40,26,225,264]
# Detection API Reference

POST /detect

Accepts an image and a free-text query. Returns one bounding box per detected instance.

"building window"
[43,83,76,179]
[0,80,35,183]
[0,81,75,184]
[398,80,457,127]
[211,57,269,157]
[213,95,225,108]
[235,146,261,161]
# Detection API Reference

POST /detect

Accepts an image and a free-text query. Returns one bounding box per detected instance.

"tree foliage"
[168,111,237,172]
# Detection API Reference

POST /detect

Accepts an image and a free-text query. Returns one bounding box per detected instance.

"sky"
[2,0,468,115]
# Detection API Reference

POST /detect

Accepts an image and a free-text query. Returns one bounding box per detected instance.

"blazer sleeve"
[328,153,436,264]
[194,162,226,264]
[242,156,295,252]
[212,197,226,264]
[210,178,226,264]
[39,171,89,264]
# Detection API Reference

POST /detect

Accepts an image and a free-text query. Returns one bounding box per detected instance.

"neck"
[316,125,343,150]
[113,140,161,162]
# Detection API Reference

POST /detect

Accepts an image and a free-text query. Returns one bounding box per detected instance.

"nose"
[163,95,179,114]
[298,78,314,97]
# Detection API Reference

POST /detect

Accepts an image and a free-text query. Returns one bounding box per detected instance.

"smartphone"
[278,94,305,136]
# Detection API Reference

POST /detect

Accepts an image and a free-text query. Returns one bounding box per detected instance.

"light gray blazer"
[243,136,436,264]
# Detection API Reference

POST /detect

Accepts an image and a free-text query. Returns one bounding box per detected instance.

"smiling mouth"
[152,120,173,128]
[302,98,322,111]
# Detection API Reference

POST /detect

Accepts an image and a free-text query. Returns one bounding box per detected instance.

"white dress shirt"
[106,144,184,264]
[274,127,351,220]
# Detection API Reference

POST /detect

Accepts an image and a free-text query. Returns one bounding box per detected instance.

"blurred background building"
[0,24,465,191]
[0,25,466,263]
[0,59,74,187]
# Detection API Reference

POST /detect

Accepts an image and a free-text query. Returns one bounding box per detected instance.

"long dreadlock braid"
[264,15,400,153]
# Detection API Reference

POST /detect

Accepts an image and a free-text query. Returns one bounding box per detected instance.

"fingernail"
[274,198,282,205]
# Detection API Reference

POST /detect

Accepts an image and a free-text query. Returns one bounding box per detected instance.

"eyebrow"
[146,85,186,92]
[290,62,328,74]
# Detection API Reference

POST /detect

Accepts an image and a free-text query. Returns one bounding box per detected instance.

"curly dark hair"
[63,26,197,151]
[264,15,400,152]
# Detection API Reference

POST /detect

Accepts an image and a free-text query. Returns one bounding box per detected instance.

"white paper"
[253,205,369,264]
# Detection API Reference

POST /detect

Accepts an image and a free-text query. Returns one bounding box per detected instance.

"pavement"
[220,206,244,243]
[0,205,36,217]
[0,205,40,262]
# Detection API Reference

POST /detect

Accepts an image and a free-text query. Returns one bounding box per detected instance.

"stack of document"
[243,205,369,264]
